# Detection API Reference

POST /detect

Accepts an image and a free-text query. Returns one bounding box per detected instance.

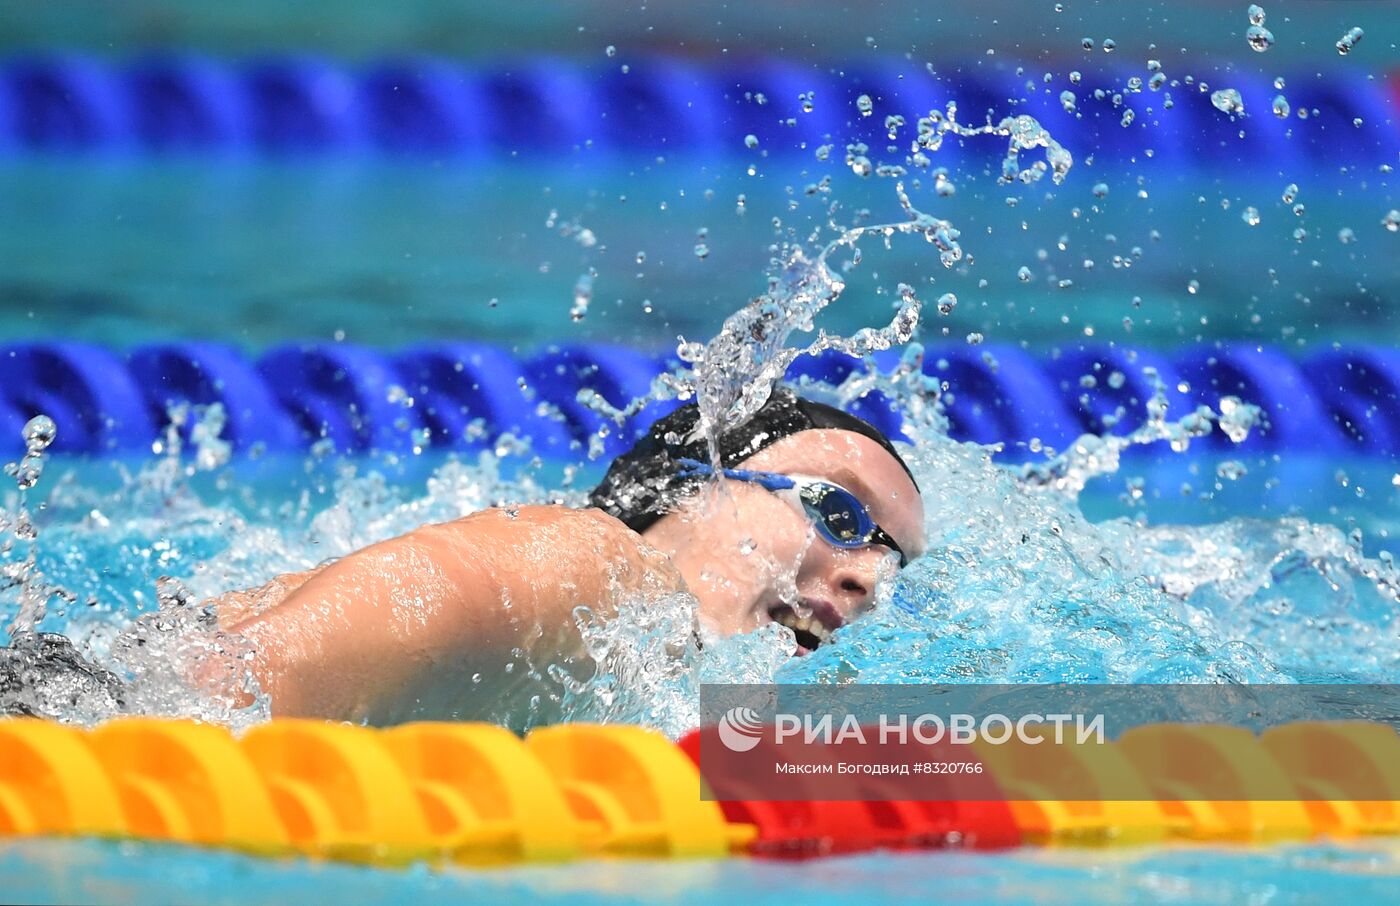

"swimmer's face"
[641,428,925,653]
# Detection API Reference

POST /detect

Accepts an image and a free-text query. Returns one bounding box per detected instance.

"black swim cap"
[589,386,918,534]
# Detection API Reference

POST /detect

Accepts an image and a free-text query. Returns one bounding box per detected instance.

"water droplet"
[1242,206,1260,226]
[21,415,56,452]
[635,251,646,264]
[605,45,617,58]
[966,332,984,345]
[1338,227,1356,244]
[1081,37,1095,51]
[1060,90,1077,114]
[1210,88,1245,117]
[1069,70,1082,84]
[1272,95,1290,118]
[1148,72,1167,91]
[1017,265,1033,282]
[1217,460,1248,480]
[1248,4,1266,25]
[856,94,873,117]
[571,273,593,321]
[744,133,759,150]
[1336,26,1363,55]
[1246,24,1274,52]
[1102,38,1116,53]
[1187,278,1200,294]
[1292,203,1305,217]
[1147,59,1162,72]
[1092,182,1109,198]
[1282,183,1298,204]
[937,292,958,315]
[1383,210,1400,233]
[694,242,710,258]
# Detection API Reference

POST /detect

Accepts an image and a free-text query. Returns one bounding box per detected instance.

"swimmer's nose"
[824,550,885,618]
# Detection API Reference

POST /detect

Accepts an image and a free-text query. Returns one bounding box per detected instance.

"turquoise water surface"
[5,837,1400,906]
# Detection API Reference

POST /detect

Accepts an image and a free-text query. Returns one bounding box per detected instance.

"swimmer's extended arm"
[226,506,684,723]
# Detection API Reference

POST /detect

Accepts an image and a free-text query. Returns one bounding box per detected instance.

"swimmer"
[219,388,925,723]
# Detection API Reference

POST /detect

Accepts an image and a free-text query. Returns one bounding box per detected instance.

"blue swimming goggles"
[675,458,909,566]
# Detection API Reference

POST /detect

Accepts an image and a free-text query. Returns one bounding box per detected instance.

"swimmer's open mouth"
[766,600,845,655]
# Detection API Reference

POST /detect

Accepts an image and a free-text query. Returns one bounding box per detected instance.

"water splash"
[4,61,1399,740]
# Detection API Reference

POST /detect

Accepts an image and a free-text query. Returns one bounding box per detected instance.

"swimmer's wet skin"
[223,388,924,721]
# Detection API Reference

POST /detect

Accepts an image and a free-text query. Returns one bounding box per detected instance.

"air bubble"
[1383,210,1400,233]
[937,292,958,315]
[1242,206,1260,226]
[1248,4,1266,26]
[856,94,874,117]
[1272,95,1290,119]
[1282,183,1298,204]
[744,134,759,149]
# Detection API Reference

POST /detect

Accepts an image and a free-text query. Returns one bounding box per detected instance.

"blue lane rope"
[0,341,1392,459]
[0,54,1395,161]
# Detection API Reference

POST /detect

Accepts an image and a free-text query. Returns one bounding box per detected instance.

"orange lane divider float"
[971,734,1168,847]
[2,718,1400,867]
[1260,721,1400,838]
[1115,724,1314,843]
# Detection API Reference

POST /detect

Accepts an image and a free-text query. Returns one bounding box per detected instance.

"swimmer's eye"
[673,458,909,566]
[796,481,908,566]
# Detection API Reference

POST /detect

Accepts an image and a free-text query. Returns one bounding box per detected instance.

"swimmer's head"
[590,388,925,651]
